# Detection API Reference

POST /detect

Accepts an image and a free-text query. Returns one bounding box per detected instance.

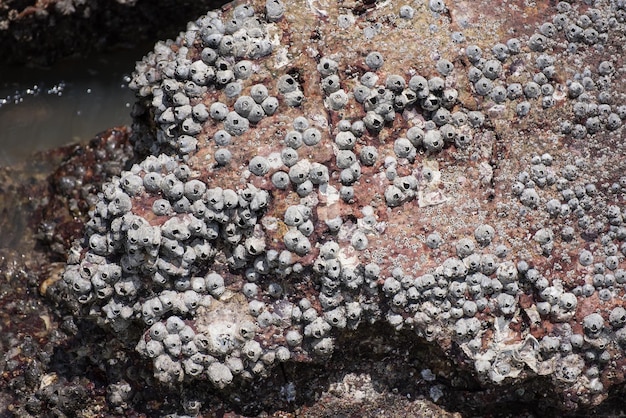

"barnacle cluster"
[61,0,626,410]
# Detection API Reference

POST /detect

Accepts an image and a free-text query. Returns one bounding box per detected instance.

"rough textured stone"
[2,0,626,416]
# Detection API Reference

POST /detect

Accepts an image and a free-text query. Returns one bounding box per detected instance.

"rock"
[0,128,133,417]
[2,0,626,416]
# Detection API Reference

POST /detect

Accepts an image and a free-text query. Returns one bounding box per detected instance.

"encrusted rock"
[51,0,626,414]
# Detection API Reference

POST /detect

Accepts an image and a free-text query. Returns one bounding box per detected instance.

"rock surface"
[2,0,626,416]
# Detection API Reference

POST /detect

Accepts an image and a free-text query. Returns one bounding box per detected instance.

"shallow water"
[0,46,150,167]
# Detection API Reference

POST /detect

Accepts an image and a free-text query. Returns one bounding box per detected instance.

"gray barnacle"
[284,130,303,149]
[480,254,498,276]
[165,316,185,334]
[285,330,303,347]
[583,313,605,337]
[266,0,285,21]
[250,84,269,104]
[482,59,502,80]
[321,74,340,94]
[465,45,482,63]
[363,111,384,131]
[249,189,269,211]
[214,148,232,166]
[335,131,356,150]
[325,216,343,233]
[423,130,444,153]
[463,300,478,317]
[143,171,163,192]
[257,310,275,328]
[490,86,507,104]
[578,250,594,266]
[496,293,517,316]
[148,322,168,342]
[361,72,379,88]
[120,173,144,196]
[436,59,453,77]
[280,147,299,167]
[205,272,225,297]
[177,135,198,154]
[283,229,311,255]
[474,224,495,246]
[277,74,298,94]
[304,317,332,339]
[182,290,200,312]
[456,238,475,258]
[248,300,266,318]
[428,0,446,13]
[144,339,165,358]
[183,179,206,201]
[163,333,182,357]
[393,137,416,160]
[283,90,304,107]
[339,164,361,186]
[520,188,540,208]
[351,231,368,251]
[324,307,347,329]
[441,258,468,280]
[234,95,256,117]
[308,162,329,185]
[206,361,233,389]
[288,160,309,184]
[365,51,384,70]
[395,89,417,109]
[88,234,110,256]
[174,164,191,181]
[609,307,626,328]
[317,57,338,77]
[432,108,452,127]
[467,111,485,128]
[353,84,370,103]
[209,102,229,121]
[108,190,132,216]
[426,232,443,249]
[448,281,467,299]
[284,205,308,226]
[383,277,401,295]
[224,111,250,135]
[311,337,334,356]
[261,96,279,115]
[394,176,418,194]
[336,150,357,169]
[302,127,322,146]
[209,131,231,148]
[242,282,259,298]
[384,185,406,207]
[249,156,270,176]
[234,60,254,79]
[385,74,406,92]
[319,241,340,260]
[271,171,290,189]
[161,218,191,241]
[493,262,517,285]
[474,77,493,96]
